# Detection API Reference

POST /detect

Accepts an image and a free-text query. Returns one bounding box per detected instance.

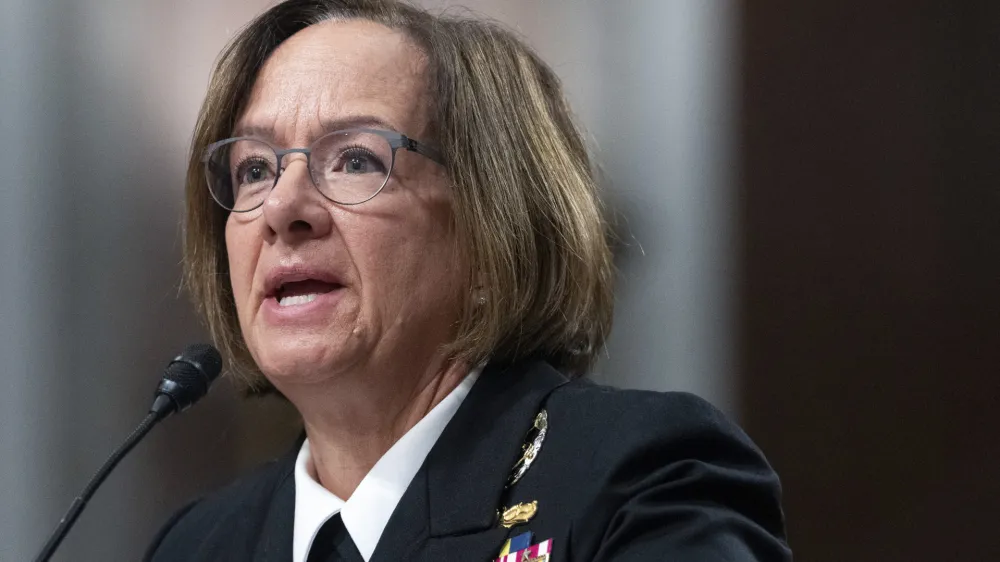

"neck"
[286,355,469,500]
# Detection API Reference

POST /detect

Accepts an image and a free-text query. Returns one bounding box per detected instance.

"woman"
[146,1,791,561]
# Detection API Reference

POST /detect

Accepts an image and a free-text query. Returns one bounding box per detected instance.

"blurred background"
[1,0,996,560]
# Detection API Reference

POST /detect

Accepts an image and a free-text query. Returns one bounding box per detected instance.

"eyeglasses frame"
[202,127,444,212]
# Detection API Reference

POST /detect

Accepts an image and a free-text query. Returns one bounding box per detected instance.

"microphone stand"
[33,409,167,562]
[32,344,220,562]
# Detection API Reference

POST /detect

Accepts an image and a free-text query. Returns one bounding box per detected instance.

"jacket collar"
[266,359,569,562]
[424,358,569,537]
[366,358,569,562]
[252,434,303,562]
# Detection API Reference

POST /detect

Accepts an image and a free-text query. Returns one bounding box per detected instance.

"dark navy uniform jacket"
[145,359,791,561]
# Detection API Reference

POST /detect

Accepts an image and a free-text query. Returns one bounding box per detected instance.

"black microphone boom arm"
[32,343,222,562]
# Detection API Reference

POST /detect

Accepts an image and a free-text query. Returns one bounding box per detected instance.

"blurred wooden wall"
[740,2,1000,560]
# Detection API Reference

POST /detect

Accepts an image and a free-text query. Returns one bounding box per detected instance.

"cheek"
[363,195,461,311]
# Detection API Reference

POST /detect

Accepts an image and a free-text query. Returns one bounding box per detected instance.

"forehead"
[235,19,431,144]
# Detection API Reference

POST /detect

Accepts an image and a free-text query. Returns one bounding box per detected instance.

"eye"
[234,157,275,186]
[346,156,368,174]
[336,147,387,175]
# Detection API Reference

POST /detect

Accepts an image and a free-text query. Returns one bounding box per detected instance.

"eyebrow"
[231,114,403,142]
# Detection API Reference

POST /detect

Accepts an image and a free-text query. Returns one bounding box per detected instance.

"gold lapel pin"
[501,501,538,528]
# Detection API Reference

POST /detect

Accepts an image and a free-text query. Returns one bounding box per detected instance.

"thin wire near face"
[203,128,443,212]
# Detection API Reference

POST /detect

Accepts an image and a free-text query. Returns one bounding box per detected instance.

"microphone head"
[152,344,223,416]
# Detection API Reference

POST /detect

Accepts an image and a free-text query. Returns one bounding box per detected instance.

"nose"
[261,157,333,245]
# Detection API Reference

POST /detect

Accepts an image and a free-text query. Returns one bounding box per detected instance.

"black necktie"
[306,513,365,562]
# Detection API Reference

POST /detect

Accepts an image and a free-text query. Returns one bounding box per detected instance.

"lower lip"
[260,288,345,325]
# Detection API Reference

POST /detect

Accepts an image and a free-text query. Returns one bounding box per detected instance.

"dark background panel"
[740,2,1000,560]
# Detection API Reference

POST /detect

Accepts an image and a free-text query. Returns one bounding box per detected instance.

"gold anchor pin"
[500,500,538,528]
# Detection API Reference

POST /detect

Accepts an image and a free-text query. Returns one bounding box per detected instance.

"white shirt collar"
[292,368,481,562]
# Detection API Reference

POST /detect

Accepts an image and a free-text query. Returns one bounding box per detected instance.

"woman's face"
[226,20,463,387]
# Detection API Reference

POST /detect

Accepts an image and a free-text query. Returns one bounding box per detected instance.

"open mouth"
[273,279,341,307]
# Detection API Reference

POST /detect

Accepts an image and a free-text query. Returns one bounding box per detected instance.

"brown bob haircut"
[184,0,614,394]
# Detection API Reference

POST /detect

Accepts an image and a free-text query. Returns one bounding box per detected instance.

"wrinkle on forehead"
[236,19,433,146]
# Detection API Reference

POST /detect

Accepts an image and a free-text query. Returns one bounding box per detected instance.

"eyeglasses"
[202,128,443,212]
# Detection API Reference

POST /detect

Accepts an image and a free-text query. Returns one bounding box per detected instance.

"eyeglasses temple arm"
[403,137,444,166]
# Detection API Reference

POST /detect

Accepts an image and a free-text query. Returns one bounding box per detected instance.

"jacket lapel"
[251,437,301,562]
[369,359,569,562]
[252,468,295,562]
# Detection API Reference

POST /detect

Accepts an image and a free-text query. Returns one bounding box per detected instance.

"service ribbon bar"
[494,538,552,562]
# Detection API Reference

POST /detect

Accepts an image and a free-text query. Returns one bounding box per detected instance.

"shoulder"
[546,379,763,461]
[144,448,296,562]
[538,379,791,560]
[549,378,737,429]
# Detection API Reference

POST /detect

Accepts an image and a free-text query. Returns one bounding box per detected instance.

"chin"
[249,330,360,387]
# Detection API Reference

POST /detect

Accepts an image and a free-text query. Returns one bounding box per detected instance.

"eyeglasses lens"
[206,130,394,211]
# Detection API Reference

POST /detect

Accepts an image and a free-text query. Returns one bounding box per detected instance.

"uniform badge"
[500,501,537,528]
[507,531,534,552]
[497,531,533,557]
[508,410,548,487]
[495,409,551,561]
[493,538,553,562]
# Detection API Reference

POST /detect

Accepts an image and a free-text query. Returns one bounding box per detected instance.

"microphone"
[150,343,223,418]
[33,344,223,562]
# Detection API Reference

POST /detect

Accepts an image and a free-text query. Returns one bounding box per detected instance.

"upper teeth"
[278,293,319,307]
